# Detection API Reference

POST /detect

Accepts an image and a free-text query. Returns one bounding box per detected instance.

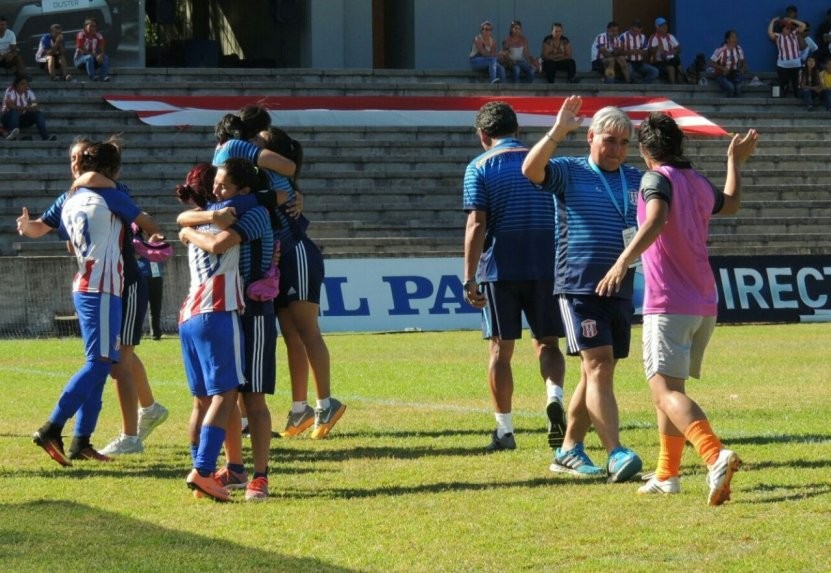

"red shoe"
[214,466,248,489]
[187,469,230,502]
[33,430,72,467]
[245,476,269,501]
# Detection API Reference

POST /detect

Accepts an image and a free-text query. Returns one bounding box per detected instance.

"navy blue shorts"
[241,303,277,394]
[275,237,324,307]
[480,279,564,341]
[558,293,633,358]
[120,276,148,347]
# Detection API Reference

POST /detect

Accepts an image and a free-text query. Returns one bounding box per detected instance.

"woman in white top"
[502,20,537,83]
[469,21,506,84]
[2,75,56,141]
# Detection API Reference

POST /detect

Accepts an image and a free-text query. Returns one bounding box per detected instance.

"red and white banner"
[103,95,728,136]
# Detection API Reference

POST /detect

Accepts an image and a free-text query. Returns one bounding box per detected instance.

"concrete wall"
[305,0,373,68]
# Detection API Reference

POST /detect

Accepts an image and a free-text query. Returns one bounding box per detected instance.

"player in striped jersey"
[25,141,160,466]
[768,16,808,97]
[462,101,566,454]
[177,158,275,501]
[523,96,643,482]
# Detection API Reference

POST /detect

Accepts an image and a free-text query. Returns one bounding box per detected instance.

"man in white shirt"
[0,16,26,76]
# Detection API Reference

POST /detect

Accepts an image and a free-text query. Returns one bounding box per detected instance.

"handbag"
[246,263,280,301]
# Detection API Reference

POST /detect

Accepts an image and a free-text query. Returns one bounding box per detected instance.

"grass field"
[1,324,830,572]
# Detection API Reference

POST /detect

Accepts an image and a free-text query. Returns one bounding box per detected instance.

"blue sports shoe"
[550,443,603,476]
[606,446,643,483]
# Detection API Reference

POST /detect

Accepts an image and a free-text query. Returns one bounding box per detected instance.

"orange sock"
[683,419,722,466]
[655,433,685,480]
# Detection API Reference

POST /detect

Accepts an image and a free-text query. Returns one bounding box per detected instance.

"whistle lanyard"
[588,158,628,223]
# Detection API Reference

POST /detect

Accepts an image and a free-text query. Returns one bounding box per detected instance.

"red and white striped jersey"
[179,224,244,323]
[592,32,619,61]
[619,31,648,61]
[774,31,801,63]
[61,189,138,296]
[648,33,680,61]
[710,45,745,70]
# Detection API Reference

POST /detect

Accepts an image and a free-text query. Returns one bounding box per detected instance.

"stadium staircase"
[2,67,830,259]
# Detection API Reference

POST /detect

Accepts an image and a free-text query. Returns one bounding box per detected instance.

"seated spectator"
[36,24,71,81]
[75,17,110,82]
[820,58,831,110]
[649,17,684,83]
[799,23,818,62]
[0,16,26,77]
[709,30,748,98]
[502,20,537,83]
[687,53,708,85]
[799,54,822,109]
[2,75,56,141]
[591,21,628,83]
[768,16,807,98]
[540,22,576,83]
[619,20,658,83]
[469,20,506,84]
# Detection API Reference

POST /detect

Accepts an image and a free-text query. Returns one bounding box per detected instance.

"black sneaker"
[33,428,72,467]
[546,398,567,449]
[484,429,516,453]
[68,444,112,462]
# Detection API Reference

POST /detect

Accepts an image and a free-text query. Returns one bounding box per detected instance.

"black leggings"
[777,66,800,97]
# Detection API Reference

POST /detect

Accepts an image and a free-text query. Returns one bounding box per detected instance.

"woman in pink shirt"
[596,113,758,506]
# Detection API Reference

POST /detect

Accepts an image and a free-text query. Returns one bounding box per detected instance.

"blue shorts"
[120,276,148,347]
[179,311,245,397]
[276,237,324,307]
[480,279,564,341]
[74,291,122,362]
[241,303,277,394]
[558,293,633,358]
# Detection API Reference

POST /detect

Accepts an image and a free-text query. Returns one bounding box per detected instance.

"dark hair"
[637,112,690,168]
[474,101,518,138]
[219,157,268,192]
[12,75,31,88]
[175,163,216,209]
[0,16,7,23]
[215,113,247,144]
[260,127,303,182]
[238,105,272,135]
[77,141,122,179]
[723,30,735,42]
[607,21,618,30]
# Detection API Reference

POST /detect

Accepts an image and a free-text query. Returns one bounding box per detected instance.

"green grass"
[1,324,830,572]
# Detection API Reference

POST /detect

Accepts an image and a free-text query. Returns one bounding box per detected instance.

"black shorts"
[558,293,633,358]
[275,237,324,308]
[240,305,277,394]
[121,277,149,347]
[480,279,564,341]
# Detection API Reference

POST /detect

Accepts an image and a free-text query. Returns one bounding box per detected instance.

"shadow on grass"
[278,475,600,500]
[725,433,831,446]
[0,500,357,572]
[742,482,831,504]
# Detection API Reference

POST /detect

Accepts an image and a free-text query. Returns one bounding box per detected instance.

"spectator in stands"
[2,75,56,141]
[502,20,537,83]
[469,20,506,84]
[814,9,831,64]
[540,22,577,83]
[821,57,831,110]
[649,17,684,83]
[0,15,25,77]
[768,15,807,98]
[36,23,71,81]
[799,54,822,109]
[799,23,818,62]
[620,20,658,83]
[709,30,748,98]
[75,17,110,82]
[592,21,628,83]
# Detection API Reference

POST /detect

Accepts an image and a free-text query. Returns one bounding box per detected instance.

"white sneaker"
[6,128,19,141]
[137,403,169,441]
[100,434,144,456]
[707,449,741,506]
[638,475,681,495]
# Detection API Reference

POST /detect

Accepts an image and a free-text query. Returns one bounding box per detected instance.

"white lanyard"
[588,158,628,223]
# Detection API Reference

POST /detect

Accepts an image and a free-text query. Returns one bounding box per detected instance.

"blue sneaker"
[550,443,603,476]
[607,446,643,483]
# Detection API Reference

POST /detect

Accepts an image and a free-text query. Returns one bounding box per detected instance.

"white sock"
[122,432,138,439]
[139,403,156,414]
[317,397,331,410]
[292,400,308,414]
[240,417,248,428]
[546,379,564,403]
[494,412,513,437]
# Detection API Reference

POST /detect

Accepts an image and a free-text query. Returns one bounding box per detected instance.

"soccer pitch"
[1,324,830,572]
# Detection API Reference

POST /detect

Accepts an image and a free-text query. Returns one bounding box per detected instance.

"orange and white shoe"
[33,429,72,467]
[707,449,741,506]
[245,476,269,502]
[280,406,315,437]
[187,469,230,502]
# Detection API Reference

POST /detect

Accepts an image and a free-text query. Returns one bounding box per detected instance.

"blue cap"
[655,17,667,26]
